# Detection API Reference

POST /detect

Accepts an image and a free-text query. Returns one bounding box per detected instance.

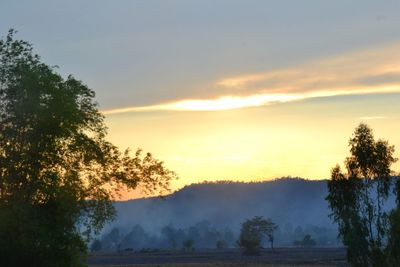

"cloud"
[103,86,400,114]
[102,94,300,114]
[102,43,400,114]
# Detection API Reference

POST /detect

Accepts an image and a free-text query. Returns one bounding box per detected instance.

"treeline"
[276,223,339,247]
[92,221,236,252]
[186,176,308,187]
[91,220,339,252]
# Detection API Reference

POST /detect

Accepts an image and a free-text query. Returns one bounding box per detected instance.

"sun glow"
[102,85,400,115]
[102,94,300,114]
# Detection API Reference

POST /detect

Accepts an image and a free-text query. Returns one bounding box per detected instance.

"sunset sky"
[2,1,400,196]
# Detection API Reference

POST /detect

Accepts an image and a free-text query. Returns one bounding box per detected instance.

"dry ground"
[88,247,348,267]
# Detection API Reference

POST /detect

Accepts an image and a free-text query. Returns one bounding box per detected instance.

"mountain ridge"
[109,178,334,233]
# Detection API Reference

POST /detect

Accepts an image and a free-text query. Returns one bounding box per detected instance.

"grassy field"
[88,248,348,267]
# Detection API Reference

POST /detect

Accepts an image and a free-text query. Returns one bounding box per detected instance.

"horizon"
[2,0,400,199]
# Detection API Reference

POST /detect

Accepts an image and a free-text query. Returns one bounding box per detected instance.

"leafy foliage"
[237,216,278,255]
[326,123,400,267]
[0,29,176,267]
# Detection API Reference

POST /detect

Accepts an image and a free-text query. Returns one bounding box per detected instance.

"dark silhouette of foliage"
[216,239,226,249]
[266,219,278,249]
[237,216,278,255]
[101,227,121,250]
[293,234,316,247]
[387,179,400,266]
[96,222,237,252]
[161,225,178,249]
[119,224,150,251]
[327,123,399,267]
[182,239,194,251]
[0,29,176,267]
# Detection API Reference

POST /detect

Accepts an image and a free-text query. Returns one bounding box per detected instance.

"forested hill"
[111,178,334,233]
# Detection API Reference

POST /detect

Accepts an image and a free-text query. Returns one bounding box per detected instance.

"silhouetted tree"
[265,219,278,249]
[161,225,178,249]
[327,124,398,267]
[119,224,150,250]
[387,179,400,266]
[216,239,226,249]
[101,228,121,250]
[237,216,277,255]
[187,226,201,244]
[182,239,194,251]
[294,234,316,247]
[0,30,176,267]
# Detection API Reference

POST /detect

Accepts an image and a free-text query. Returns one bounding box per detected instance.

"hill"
[98,178,340,248]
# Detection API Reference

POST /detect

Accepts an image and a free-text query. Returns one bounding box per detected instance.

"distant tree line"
[188,176,308,187]
[91,221,236,252]
[91,219,338,253]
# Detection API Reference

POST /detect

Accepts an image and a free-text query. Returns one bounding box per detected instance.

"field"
[87,247,349,267]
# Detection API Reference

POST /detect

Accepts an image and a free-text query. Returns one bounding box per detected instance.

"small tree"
[161,225,177,250]
[182,239,194,251]
[237,216,277,255]
[216,239,226,249]
[294,235,316,247]
[266,219,278,250]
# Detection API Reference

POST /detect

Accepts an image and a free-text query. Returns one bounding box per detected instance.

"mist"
[93,178,348,251]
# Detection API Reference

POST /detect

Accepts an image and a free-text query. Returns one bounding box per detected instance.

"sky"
[2,0,400,198]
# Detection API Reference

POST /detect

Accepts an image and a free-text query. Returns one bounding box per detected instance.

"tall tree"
[0,29,176,267]
[326,123,398,267]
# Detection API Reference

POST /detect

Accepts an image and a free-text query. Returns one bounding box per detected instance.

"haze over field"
[2,1,400,198]
[100,178,342,249]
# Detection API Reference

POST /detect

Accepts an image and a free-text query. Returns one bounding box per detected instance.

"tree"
[237,216,278,255]
[119,224,150,250]
[182,239,194,251]
[101,227,121,250]
[216,239,226,249]
[0,29,176,267]
[265,218,278,250]
[326,123,398,267]
[293,234,316,247]
[161,225,178,249]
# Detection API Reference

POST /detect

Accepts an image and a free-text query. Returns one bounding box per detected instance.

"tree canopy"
[0,29,176,267]
[237,216,277,255]
[327,123,400,267]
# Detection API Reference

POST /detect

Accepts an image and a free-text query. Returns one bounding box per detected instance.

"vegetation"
[0,30,176,267]
[182,239,195,251]
[216,239,226,249]
[237,216,278,255]
[293,235,317,247]
[327,123,400,267]
[97,221,236,251]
